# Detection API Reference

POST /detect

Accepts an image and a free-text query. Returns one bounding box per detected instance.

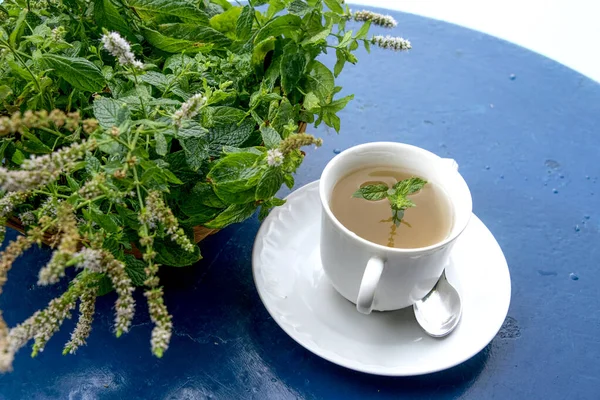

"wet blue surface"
[2,9,600,400]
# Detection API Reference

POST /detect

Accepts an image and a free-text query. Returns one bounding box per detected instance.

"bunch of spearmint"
[0,0,410,371]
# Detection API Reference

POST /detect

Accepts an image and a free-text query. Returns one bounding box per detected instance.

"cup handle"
[356,256,385,314]
[442,158,459,171]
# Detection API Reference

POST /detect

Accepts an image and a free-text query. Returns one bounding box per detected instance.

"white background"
[351,0,600,82]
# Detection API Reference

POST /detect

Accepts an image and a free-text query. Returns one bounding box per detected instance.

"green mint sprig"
[352,177,427,226]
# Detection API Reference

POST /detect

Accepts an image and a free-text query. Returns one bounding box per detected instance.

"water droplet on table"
[500,175,504,179]
[553,188,559,194]
[545,159,560,169]
[574,225,580,232]
[584,215,590,220]
[333,148,341,154]
[485,165,490,170]
[569,273,579,281]
[509,74,516,80]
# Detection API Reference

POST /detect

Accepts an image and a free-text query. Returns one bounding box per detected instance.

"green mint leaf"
[254,14,302,44]
[175,121,208,139]
[41,55,105,92]
[163,54,195,74]
[93,0,137,42]
[96,275,114,296]
[209,6,242,34]
[260,125,282,149]
[327,94,354,112]
[66,176,80,192]
[208,106,246,126]
[93,97,130,129]
[124,255,147,286]
[20,131,52,154]
[159,23,232,48]
[283,174,294,189]
[352,184,389,201]
[255,167,284,200]
[0,85,12,101]
[389,192,416,210]
[155,131,168,156]
[269,197,286,207]
[139,71,170,91]
[266,0,286,19]
[181,137,209,171]
[204,203,257,229]
[252,37,276,73]
[280,44,307,94]
[179,196,224,220]
[392,177,427,196]
[141,27,213,54]
[302,92,320,112]
[85,155,102,174]
[323,0,343,14]
[288,0,312,17]
[337,31,352,48]
[11,149,25,165]
[322,109,341,132]
[355,20,371,40]
[392,209,405,227]
[302,26,331,46]
[164,151,199,184]
[206,119,255,157]
[306,61,334,103]
[334,49,346,77]
[263,54,282,91]
[211,0,233,10]
[154,232,201,267]
[7,59,31,82]
[271,97,295,135]
[116,205,141,230]
[128,0,209,23]
[208,152,262,203]
[222,146,264,156]
[191,182,226,208]
[236,5,254,40]
[87,209,121,233]
[141,167,168,190]
[9,9,27,48]
[258,205,271,221]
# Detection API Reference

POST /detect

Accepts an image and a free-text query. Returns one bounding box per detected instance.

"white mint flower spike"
[0,140,95,192]
[101,32,144,69]
[172,94,207,128]
[372,35,412,51]
[352,10,397,28]
[63,286,97,354]
[267,149,284,167]
[73,248,104,273]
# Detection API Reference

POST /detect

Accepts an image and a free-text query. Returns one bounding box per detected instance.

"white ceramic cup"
[319,142,472,314]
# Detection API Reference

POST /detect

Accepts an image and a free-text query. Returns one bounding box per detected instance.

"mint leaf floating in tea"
[352,183,389,200]
[353,177,428,226]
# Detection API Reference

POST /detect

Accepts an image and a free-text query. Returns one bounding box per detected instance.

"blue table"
[1,9,599,399]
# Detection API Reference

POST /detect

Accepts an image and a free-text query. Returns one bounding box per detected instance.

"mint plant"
[0,0,410,371]
[353,177,427,226]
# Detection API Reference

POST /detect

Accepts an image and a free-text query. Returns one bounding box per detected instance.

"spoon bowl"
[413,270,462,337]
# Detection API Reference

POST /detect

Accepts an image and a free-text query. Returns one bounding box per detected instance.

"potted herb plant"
[0,0,409,371]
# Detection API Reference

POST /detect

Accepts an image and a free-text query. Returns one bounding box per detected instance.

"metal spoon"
[413,270,462,338]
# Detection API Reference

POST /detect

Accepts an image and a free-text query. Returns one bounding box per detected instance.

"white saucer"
[252,181,511,376]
